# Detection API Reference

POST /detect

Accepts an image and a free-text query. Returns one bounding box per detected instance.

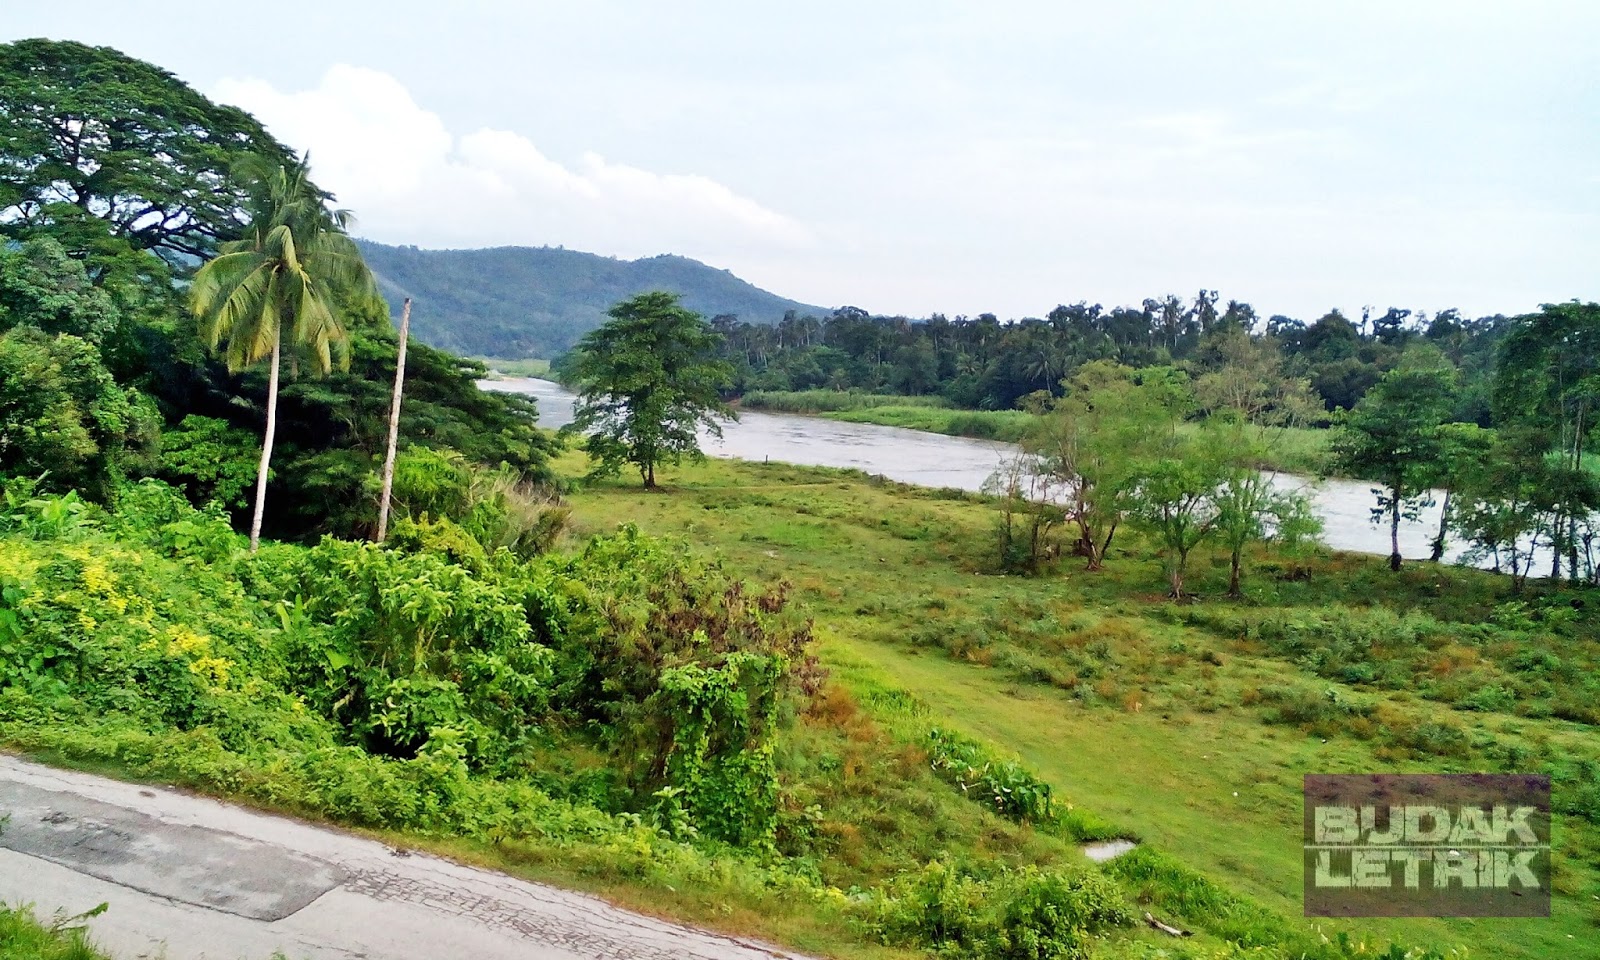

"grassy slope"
[557,450,1600,959]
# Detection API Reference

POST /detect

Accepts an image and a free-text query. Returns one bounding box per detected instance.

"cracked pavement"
[0,754,818,960]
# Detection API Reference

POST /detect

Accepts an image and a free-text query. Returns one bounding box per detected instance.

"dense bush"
[0,483,813,849]
[926,727,1055,824]
[865,861,1133,960]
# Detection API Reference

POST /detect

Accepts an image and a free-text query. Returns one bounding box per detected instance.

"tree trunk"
[375,298,413,542]
[1430,489,1449,562]
[1551,511,1564,579]
[1169,554,1187,599]
[1388,490,1402,571]
[248,333,281,554]
[645,460,656,489]
[1228,547,1243,598]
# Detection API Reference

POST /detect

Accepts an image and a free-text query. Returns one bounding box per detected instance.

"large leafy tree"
[0,38,297,263]
[190,155,381,551]
[567,292,735,488]
[1332,346,1458,571]
[1493,301,1600,579]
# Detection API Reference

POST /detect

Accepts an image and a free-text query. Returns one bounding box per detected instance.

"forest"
[2,35,1598,960]
[710,297,1508,420]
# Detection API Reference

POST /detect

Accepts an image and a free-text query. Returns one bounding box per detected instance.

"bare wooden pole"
[375,297,412,542]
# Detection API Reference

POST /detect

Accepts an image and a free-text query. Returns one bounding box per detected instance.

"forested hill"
[356,240,829,358]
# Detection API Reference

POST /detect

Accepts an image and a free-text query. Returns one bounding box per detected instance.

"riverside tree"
[1026,362,1186,570]
[567,292,735,488]
[1332,347,1457,571]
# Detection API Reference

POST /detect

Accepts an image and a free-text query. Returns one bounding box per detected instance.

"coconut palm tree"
[190,154,380,551]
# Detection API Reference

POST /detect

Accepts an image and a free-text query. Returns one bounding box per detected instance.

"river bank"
[482,377,1509,571]
[736,389,1333,475]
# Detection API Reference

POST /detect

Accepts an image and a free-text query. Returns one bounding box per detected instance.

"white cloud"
[210,65,814,262]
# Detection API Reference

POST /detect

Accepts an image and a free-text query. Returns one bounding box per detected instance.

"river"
[483,377,1508,570]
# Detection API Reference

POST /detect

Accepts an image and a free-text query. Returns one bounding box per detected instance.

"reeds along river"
[484,377,1555,576]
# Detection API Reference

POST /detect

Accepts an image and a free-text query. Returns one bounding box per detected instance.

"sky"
[6,2,1598,321]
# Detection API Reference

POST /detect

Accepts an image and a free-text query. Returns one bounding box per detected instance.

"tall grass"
[740,389,952,413]
[826,407,1037,443]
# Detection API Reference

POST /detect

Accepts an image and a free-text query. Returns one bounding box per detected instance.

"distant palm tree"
[190,154,380,551]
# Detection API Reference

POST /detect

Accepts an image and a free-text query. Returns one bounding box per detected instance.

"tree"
[189,155,380,551]
[1450,429,1560,592]
[1332,347,1458,571]
[0,327,155,501]
[0,39,298,263]
[1129,438,1224,598]
[1493,301,1600,579]
[1026,362,1186,570]
[0,237,119,343]
[1205,421,1322,597]
[567,292,735,488]
[984,453,1068,574]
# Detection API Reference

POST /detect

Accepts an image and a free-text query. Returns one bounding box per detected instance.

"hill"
[356,240,830,358]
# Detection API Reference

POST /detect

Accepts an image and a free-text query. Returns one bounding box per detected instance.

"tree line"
[992,306,1598,592]
[711,296,1506,419]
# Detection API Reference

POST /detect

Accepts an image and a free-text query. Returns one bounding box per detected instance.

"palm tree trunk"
[248,333,281,553]
[375,298,413,542]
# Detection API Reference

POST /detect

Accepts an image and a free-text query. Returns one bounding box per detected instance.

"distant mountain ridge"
[356,240,830,359]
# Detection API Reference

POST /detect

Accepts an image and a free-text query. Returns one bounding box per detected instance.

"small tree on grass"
[1026,362,1185,570]
[1129,445,1225,598]
[984,452,1068,574]
[567,292,735,488]
[1332,347,1457,571]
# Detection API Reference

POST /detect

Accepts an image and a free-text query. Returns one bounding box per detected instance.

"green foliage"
[154,415,260,510]
[0,328,157,502]
[0,38,298,263]
[0,238,119,344]
[865,861,1133,960]
[1332,347,1458,570]
[0,903,112,960]
[741,390,953,413]
[926,727,1055,824]
[568,292,736,487]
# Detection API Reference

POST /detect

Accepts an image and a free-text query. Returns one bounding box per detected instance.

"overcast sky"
[7,2,1597,320]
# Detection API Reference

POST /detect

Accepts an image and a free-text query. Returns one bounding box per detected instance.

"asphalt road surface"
[0,754,815,960]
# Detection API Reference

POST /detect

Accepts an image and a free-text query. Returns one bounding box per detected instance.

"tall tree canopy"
[566,292,735,488]
[0,38,300,263]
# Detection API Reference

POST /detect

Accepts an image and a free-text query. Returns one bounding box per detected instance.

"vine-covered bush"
[927,727,1055,824]
[0,482,816,849]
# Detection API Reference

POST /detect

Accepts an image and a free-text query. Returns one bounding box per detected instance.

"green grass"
[558,450,1600,960]
[0,905,109,960]
[823,406,1038,443]
[474,356,551,377]
[740,390,954,413]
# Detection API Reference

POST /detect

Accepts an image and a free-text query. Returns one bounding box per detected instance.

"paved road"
[0,755,815,960]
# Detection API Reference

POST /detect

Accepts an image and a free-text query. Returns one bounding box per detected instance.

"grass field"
[556,449,1600,959]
